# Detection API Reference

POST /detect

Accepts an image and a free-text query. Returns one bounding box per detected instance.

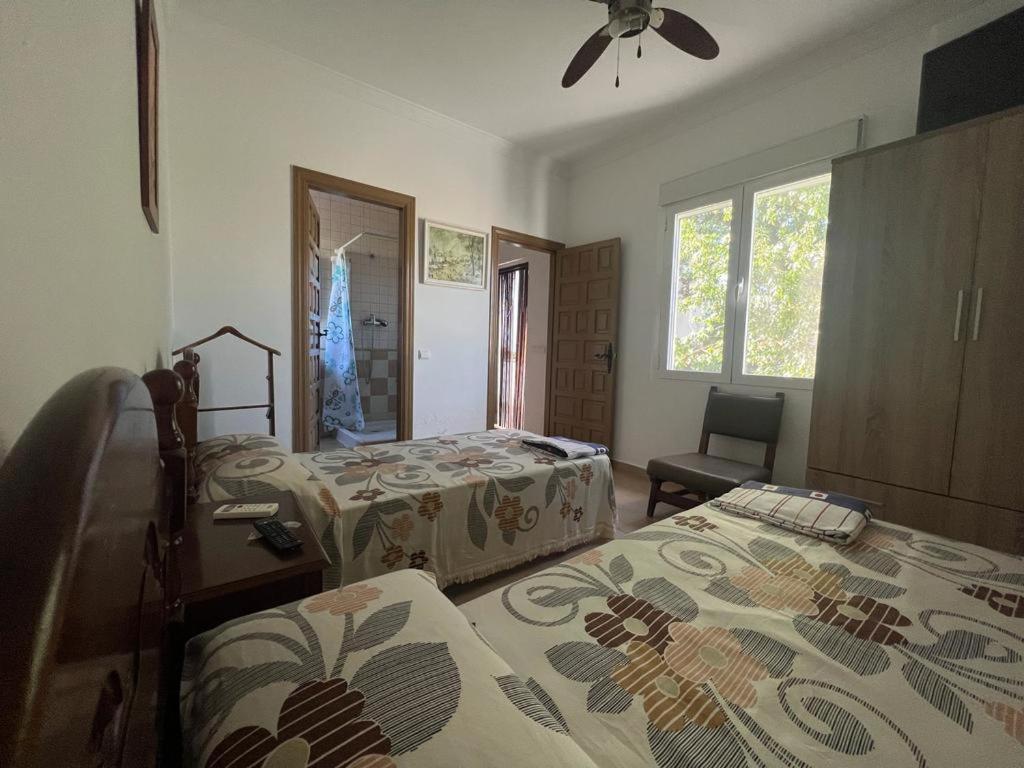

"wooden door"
[305,193,322,452]
[950,111,1024,510]
[545,239,620,449]
[807,124,987,494]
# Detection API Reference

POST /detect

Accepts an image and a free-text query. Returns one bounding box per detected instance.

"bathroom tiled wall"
[356,347,399,421]
[312,190,400,424]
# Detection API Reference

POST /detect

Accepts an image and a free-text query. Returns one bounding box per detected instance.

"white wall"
[564,0,1023,484]
[0,0,173,461]
[498,243,551,434]
[166,9,566,448]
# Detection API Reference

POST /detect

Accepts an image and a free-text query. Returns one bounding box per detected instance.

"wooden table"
[179,491,329,636]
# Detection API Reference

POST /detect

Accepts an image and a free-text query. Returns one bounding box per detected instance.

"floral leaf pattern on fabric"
[495,675,569,733]
[352,642,460,756]
[902,657,974,731]
[546,642,628,683]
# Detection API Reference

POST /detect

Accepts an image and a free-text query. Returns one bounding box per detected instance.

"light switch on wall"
[417,349,431,360]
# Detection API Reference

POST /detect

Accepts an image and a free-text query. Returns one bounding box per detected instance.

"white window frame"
[658,187,742,384]
[658,160,831,390]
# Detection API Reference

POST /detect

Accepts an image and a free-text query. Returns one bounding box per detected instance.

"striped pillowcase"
[709,482,872,544]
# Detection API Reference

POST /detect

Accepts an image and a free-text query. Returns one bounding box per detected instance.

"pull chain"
[615,38,621,88]
[637,32,643,59]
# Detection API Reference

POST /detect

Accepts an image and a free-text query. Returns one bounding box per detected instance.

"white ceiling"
[178,0,926,165]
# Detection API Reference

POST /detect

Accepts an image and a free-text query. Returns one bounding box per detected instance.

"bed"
[460,508,1024,767]
[299,429,616,588]
[174,357,617,589]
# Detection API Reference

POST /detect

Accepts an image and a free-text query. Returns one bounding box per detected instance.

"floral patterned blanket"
[300,430,617,588]
[181,570,600,768]
[461,508,1024,767]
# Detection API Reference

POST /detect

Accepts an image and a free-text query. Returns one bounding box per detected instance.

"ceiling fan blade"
[562,25,612,88]
[651,8,719,60]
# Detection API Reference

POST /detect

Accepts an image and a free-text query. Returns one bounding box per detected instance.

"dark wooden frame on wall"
[486,227,565,431]
[136,0,159,233]
[291,167,416,451]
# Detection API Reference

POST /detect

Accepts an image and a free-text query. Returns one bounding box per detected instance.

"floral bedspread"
[461,508,1024,767]
[301,429,617,588]
[181,570,600,768]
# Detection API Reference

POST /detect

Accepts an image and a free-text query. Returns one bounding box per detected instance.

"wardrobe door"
[808,124,987,494]
[950,111,1024,510]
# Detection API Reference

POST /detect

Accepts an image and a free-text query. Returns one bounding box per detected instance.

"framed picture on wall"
[136,0,159,233]
[422,220,488,290]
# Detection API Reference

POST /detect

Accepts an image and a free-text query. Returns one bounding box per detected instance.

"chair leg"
[646,479,662,518]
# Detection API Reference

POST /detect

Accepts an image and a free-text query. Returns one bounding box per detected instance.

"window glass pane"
[743,174,831,378]
[670,201,732,373]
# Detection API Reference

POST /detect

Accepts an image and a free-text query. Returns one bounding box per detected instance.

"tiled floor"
[445,465,682,605]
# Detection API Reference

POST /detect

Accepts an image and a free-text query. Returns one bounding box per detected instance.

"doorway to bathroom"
[291,168,414,452]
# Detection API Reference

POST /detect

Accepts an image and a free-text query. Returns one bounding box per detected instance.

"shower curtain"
[322,252,365,432]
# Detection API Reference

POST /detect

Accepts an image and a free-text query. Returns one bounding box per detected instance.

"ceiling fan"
[563,0,719,88]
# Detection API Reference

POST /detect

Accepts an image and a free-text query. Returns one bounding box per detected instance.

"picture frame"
[136,0,159,233]
[421,220,488,290]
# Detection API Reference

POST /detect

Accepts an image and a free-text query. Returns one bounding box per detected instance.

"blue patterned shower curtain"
[322,253,365,432]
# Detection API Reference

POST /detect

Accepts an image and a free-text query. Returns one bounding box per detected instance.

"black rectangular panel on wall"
[916,7,1024,134]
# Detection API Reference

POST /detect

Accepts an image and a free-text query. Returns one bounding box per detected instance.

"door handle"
[971,287,983,341]
[953,289,964,342]
[593,342,614,374]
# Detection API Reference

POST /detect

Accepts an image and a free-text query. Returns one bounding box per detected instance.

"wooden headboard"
[0,368,180,766]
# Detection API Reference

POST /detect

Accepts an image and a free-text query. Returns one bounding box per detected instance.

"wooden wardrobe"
[807,106,1024,554]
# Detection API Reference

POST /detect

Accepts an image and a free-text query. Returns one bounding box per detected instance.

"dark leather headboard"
[0,368,176,767]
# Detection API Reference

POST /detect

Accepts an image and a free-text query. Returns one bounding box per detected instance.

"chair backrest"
[698,386,785,470]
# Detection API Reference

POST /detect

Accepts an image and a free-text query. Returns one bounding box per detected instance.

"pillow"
[181,570,600,768]
[709,481,872,543]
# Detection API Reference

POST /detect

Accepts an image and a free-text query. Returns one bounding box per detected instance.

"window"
[662,164,831,387]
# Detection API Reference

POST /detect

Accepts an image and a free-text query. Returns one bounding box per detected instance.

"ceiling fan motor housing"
[607,0,654,39]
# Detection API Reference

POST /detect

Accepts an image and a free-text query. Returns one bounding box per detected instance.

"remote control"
[213,502,279,520]
[253,518,303,552]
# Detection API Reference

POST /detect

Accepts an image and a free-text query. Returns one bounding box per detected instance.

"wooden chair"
[646,386,785,517]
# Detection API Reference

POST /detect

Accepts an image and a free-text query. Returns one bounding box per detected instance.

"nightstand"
[178,491,330,637]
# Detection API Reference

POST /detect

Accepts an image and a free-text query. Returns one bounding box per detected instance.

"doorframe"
[487,227,565,431]
[291,166,415,451]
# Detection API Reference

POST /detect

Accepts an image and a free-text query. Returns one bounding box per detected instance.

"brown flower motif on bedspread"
[417,491,443,521]
[206,679,393,768]
[585,595,677,654]
[611,640,726,731]
[811,592,911,646]
[306,584,382,616]
[663,625,769,707]
[985,702,1024,746]
[961,584,1024,619]
[729,566,819,614]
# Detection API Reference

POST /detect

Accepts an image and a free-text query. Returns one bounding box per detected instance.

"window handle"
[736,276,745,301]
[971,287,984,341]
[953,289,964,342]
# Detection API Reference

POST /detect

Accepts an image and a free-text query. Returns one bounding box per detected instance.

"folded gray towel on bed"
[521,436,609,460]
[709,481,872,544]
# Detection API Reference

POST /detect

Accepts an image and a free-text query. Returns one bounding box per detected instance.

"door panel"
[951,112,1024,509]
[545,239,620,449]
[807,125,987,493]
[306,193,322,452]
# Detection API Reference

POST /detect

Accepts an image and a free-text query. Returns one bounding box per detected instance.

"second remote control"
[253,518,303,552]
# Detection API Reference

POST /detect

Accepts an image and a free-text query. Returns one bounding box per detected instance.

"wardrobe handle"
[971,288,984,341]
[953,289,964,342]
